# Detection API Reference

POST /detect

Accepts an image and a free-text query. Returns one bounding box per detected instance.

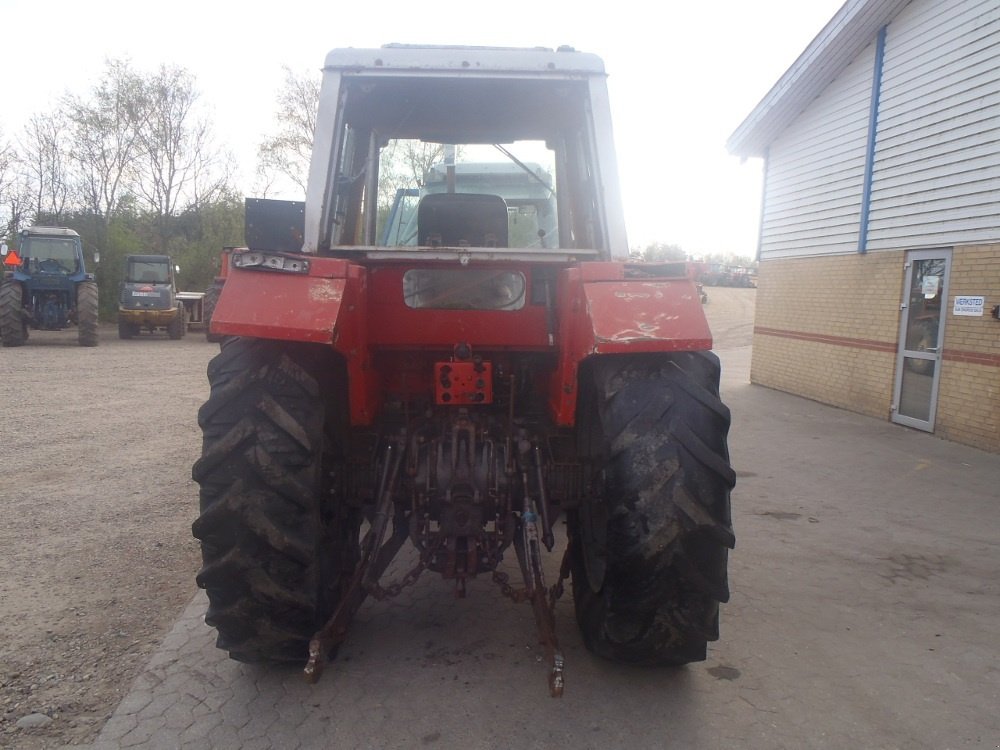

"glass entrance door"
[892,249,951,431]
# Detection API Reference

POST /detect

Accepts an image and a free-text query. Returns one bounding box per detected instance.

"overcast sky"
[3,0,845,258]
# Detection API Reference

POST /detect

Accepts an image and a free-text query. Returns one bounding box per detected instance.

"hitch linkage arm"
[515,441,566,697]
[304,439,406,683]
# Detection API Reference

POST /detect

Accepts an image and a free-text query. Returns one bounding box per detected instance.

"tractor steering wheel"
[38,258,68,273]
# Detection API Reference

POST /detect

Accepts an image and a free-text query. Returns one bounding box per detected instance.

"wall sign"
[953,296,985,316]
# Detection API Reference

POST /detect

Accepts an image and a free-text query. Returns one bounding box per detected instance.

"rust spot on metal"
[613,290,662,301]
[308,280,345,304]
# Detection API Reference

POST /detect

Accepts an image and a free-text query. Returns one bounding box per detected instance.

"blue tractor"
[0,226,99,347]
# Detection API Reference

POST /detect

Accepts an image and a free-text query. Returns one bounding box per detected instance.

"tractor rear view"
[192,45,735,696]
[1,227,99,347]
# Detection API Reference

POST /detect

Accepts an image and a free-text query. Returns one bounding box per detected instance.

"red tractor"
[192,45,735,696]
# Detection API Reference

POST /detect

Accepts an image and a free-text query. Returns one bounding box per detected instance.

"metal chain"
[492,538,573,606]
[365,541,438,601]
[492,570,531,603]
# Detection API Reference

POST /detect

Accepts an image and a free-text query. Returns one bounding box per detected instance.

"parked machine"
[117,254,187,339]
[0,226,99,347]
[192,45,735,696]
[697,262,757,288]
[200,247,233,343]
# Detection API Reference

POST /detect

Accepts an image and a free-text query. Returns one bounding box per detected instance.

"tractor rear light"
[232,252,310,273]
[435,361,493,405]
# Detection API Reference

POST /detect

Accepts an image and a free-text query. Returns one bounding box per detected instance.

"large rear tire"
[77,281,99,347]
[167,304,186,340]
[0,281,27,347]
[570,352,735,665]
[191,338,357,662]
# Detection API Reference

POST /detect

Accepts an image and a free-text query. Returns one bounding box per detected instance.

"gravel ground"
[0,288,756,748]
[0,325,215,749]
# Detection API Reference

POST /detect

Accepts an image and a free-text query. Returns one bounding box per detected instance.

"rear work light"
[232,252,310,273]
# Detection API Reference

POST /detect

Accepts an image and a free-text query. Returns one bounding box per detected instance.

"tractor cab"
[21,235,82,276]
[123,255,174,296]
[0,227,99,347]
[8,228,89,283]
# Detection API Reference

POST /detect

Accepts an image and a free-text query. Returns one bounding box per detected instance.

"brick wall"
[753,244,1000,453]
[751,251,903,418]
[935,244,1000,451]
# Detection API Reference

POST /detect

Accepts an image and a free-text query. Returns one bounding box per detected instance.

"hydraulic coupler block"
[435,360,493,405]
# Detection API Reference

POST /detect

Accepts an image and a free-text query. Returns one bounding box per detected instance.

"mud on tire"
[571,352,736,665]
[191,338,356,662]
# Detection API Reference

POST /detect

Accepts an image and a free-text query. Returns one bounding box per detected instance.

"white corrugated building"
[728,0,1000,453]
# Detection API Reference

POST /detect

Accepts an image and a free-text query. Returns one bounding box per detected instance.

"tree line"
[0,60,244,319]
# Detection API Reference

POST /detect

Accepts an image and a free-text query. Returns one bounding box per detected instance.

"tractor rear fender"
[209,254,356,343]
[209,254,378,424]
[549,262,713,425]
[211,255,710,427]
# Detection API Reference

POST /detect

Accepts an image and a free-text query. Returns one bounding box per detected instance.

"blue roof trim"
[857,25,888,254]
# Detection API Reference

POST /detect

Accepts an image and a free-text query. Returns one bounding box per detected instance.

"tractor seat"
[417,193,508,248]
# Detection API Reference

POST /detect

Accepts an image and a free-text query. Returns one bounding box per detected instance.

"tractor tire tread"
[167,305,186,339]
[571,351,735,666]
[77,281,99,347]
[0,281,26,347]
[192,338,346,663]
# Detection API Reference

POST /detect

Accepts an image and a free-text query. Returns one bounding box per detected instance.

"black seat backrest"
[417,193,508,248]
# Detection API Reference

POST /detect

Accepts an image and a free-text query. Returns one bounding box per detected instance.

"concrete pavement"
[81,345,1000,749]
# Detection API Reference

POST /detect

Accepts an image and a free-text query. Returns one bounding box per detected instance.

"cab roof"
[21,226,80,238]
[323,45,606,76]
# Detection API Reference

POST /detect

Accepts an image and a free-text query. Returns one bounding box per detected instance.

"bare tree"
[188,145,237,210]
[255,69,448,211]
[64,59,146,241]
[0,130,18,239]
[0,137,31,240]
[377,139,447,212]
[134,64,226,249]
[255,67,320,194]
[19,113,72,223]
[137,66,195,251]
[137,66,198,218]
